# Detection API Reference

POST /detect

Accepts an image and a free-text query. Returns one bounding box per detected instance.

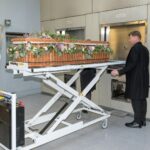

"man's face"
[129,35,140,45]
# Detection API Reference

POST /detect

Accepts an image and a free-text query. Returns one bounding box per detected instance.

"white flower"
[69,43,75,49]
[26,42,31,50]
[87,46,95,51]
[14,46,17,50]
[15,51,19,58]
[104,44,108,48]
[43,46,48,51]
[62,45,67,52]
[33,47,37,51]
[8,48,12,52]
[42,33,46,37]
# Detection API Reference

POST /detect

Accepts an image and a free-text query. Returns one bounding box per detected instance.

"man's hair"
[128,31,142,39]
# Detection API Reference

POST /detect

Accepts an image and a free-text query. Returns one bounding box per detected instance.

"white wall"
[85,13,99,40]
[40,0,92,21]
[40,0,150,21]
[99,5,147,25]
[93,0,148,12]
[0,0,41,97]
[0,0,40,33]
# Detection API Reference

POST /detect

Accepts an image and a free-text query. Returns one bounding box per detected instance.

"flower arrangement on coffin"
[7,32,113,67]
[8,43,53,61]
[8,43,112,60]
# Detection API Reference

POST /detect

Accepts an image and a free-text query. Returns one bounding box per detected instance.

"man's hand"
[111,69,119,77]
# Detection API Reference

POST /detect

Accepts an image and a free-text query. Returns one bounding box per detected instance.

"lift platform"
[1,60,125,150]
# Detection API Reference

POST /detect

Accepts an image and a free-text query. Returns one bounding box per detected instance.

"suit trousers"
[131,99,147,123]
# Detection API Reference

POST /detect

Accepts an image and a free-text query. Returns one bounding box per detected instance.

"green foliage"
[7,33,112,60]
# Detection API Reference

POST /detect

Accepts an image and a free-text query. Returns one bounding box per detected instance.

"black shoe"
[125,121,142,128]
[82,110,88,113]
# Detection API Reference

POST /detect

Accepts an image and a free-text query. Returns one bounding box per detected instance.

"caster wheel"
[76,112,82,120]
[101,119,108,129]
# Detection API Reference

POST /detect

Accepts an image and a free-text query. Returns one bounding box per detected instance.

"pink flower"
[56,43,66,51]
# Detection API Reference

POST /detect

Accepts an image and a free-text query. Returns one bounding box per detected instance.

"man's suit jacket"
[119,42,149,99]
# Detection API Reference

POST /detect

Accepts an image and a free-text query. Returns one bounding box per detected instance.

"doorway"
[100,21,147,60]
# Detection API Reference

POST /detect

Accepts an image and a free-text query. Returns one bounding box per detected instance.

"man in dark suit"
[111,31,149,128]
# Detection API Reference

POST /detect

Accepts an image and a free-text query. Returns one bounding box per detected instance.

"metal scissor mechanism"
[1,61,125,150]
